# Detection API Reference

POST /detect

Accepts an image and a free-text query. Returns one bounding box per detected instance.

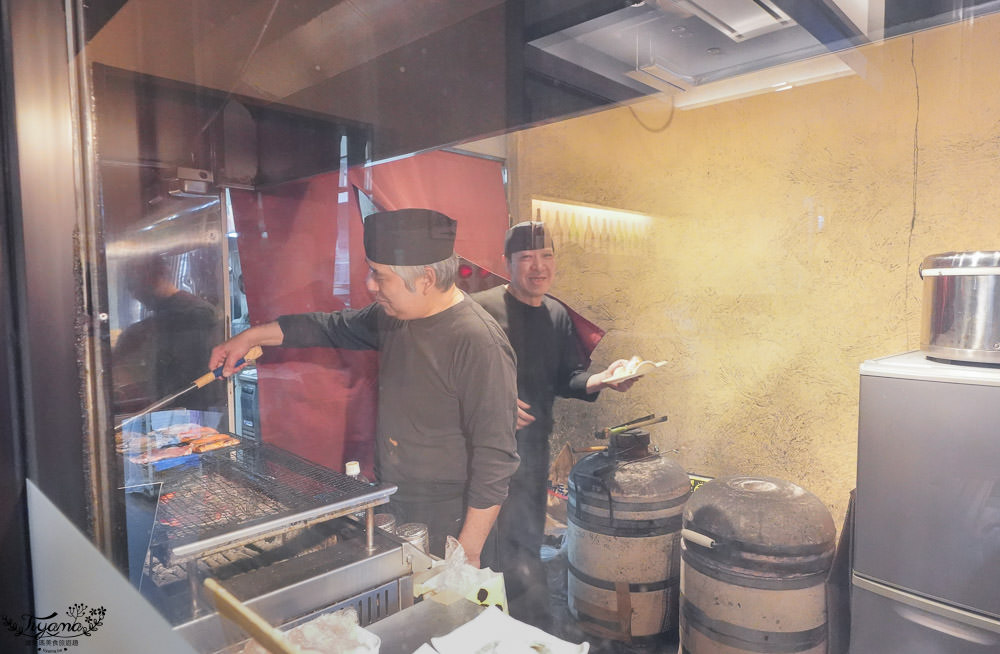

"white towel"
[429,606,589,654]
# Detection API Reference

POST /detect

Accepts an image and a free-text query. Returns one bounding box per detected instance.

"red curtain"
[231,151,509,476]
[231,150,605,475]
[347,150,510,276]
[230,172,378,475]
[348,150,605,359]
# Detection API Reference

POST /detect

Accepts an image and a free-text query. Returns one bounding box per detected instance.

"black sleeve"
[556,310,599,403]
[277,303,382,351]
[454,324,520,509]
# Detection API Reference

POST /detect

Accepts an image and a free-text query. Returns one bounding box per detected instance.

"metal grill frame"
[173,528,417,654]
[144,443,396,566]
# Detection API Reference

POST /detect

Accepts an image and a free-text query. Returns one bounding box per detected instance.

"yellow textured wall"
[510,15,1000,526]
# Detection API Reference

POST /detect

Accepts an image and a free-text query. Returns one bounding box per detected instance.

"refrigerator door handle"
[853,573,1000,644]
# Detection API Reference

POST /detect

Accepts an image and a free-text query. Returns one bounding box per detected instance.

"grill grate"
[156,473,285,541]
[224,445,374,504]
[145,443,394,565]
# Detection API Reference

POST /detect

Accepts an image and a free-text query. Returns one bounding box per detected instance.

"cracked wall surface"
[508,15,1000,528]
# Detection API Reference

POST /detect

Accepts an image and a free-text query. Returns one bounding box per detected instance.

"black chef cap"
[504,221,553,259]
[363,208,457,265]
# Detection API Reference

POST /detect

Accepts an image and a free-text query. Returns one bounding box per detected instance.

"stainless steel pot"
[920,251,1000,363]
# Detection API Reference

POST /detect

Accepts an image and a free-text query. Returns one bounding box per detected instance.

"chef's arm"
[458,504,501,569]
[209,321,285,378]
[585,358,638,393]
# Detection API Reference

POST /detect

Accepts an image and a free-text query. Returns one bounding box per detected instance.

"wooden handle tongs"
[115,345,263,432]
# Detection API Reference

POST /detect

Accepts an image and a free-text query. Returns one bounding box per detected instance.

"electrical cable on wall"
[628,96,675,133]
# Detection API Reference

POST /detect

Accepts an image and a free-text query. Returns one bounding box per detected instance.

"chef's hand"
[209,337,253,379]
[588,359,638,393]
[208,321,284,378]
[463,548,481,570]
[516,398,536,429]
[458,505,500,569]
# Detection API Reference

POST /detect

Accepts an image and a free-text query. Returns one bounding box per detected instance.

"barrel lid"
[920,251,1000,277]
[570,450,690,499]
[683,476,835,550]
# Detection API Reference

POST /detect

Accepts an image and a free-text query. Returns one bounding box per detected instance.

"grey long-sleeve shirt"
[277,294,519,509]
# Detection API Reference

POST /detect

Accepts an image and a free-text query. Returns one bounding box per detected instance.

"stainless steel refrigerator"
[851,351,1000,652]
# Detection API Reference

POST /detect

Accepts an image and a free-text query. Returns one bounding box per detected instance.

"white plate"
[605,360,666,384]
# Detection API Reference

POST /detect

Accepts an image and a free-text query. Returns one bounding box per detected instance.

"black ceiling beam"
[524,0,639,42]
[524,45,645,105]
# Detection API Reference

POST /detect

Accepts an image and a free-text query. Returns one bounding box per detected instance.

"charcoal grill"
[148,443,395,565]
[127,442,424,652]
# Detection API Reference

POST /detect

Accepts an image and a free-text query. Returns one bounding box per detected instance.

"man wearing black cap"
[473,220,635,628]
[210,208,519,567]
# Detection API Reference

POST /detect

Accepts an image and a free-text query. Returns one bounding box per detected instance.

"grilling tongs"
[114,345,263,432]
[593,413,668,440]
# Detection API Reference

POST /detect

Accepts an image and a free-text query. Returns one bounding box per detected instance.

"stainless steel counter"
[176,522,416,653]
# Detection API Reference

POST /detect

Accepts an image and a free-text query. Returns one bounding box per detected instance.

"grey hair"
[390,253,459,292]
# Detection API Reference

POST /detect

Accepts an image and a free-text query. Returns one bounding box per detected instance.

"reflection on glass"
[112,253,224,422]
[105,181,228,433]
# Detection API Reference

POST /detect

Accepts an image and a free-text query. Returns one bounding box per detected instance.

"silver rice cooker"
[920,250,1000,364]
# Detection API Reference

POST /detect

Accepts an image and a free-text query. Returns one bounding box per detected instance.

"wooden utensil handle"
[199,345,266,387]
[203,578,303,654]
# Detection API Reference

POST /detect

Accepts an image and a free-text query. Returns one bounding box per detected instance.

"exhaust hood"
[671,0,797,42]
[528,0,883,106]
[528,0,1000,109]
[83,0,1000,157]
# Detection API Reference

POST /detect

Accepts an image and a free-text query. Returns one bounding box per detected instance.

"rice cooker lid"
[920,251,1000,278]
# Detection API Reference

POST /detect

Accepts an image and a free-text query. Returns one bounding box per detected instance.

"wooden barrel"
[679,476,836,654]
[567,431,691,646]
